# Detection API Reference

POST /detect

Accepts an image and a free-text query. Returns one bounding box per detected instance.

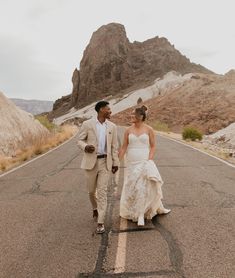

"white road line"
[157,133,235,169]
[0,132,78,178]
[114,218,128,274]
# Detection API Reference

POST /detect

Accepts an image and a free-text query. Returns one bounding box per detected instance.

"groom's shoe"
[93,209,98,220]
[96,223,105,234]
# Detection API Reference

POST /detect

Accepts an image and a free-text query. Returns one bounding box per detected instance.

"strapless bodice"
[127,133,149,162]
[128,133,149,149]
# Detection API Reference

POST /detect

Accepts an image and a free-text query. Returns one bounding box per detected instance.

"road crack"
[25,153,79,195]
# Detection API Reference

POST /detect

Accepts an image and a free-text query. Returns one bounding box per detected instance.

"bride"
[118,105,171,226]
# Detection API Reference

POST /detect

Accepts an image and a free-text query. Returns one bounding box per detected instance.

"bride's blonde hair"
[135,105,148,121]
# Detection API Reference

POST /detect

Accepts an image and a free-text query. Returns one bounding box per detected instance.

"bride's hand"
[118,147,125,160]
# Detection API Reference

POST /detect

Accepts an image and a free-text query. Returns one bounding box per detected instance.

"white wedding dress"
[120,133,170,224]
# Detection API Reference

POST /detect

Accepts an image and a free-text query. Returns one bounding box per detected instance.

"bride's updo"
[135,105,148,121]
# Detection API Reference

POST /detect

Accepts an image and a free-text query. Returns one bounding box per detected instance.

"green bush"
[182,127,203,141]
[35,115,57,132]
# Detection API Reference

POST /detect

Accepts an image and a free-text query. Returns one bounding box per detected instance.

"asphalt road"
[0,129,234,278]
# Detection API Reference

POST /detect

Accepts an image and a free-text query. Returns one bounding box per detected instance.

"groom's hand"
[85,145,95,153]
[112,166,118,174]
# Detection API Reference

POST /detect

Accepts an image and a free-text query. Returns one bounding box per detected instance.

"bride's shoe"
[137,215,145,226]
[157,208,171,215]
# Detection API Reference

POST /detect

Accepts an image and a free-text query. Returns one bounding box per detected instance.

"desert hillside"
[111,71,235,135]
[0,92,49,156]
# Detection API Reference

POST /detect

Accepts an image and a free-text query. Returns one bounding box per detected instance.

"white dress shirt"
[96,119,107,155]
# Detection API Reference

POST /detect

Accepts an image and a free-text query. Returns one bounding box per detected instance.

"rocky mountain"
[50,22,212,119]
[0,92,49,156]
[11,98,53,115]
[111,71,235,135]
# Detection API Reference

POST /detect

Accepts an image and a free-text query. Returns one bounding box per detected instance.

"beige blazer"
[77,118,120,170]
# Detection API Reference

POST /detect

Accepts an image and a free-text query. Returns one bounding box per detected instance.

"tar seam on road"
[76,176,117,278]
[26,152,79,195]
[152,216,185,278]
[77,179,185,278]
[200,180,235,208]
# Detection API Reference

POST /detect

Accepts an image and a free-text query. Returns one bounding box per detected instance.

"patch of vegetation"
[0,125,77,173]
[182,127,203,141]
[35,115,57,132]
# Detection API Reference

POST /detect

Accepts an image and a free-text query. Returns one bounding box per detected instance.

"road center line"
[114,217,128,274]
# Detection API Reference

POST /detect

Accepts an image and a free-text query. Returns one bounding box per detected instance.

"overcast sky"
[0,0,235,101]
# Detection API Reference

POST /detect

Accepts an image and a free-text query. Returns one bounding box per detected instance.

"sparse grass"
[0,125,77,173]
[149,120,170,132]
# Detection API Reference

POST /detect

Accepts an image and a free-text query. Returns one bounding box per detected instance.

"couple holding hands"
[77,101,170,234]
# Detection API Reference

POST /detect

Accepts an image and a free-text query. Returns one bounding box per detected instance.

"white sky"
[0,0,235,101]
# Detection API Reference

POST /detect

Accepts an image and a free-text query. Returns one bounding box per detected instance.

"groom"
[77,101,119,234]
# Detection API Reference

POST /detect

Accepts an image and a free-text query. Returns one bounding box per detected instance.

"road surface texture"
[0,128,234,278]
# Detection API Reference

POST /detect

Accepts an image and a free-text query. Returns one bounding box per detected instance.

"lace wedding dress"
[120,133,170,225]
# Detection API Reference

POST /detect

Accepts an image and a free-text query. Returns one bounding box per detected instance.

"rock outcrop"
[51,94,71,120]
[70,68,80,107]
[51,23,211,117]
[0,91,49,156]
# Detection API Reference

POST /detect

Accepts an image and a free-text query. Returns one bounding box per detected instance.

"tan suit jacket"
[77,118,119,170]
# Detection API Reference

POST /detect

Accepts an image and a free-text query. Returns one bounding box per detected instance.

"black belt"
[97,154,107,159]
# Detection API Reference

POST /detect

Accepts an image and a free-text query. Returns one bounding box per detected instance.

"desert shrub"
[20,153,30,161]
[0,162,6,171]
[182,127,202,141]
[33,145,43,155]
[35,115,57,132]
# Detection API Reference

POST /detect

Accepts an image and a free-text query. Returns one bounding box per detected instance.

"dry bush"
[0,158,9,171]
[0,125,77,173]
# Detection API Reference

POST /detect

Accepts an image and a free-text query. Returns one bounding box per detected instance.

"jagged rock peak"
[51,22,213,117]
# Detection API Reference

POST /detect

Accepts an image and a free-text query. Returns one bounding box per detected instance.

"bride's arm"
[148,127,156,160]
[118,129,129,160]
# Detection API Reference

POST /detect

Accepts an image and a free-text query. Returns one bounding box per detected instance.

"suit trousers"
[85,158,110,223]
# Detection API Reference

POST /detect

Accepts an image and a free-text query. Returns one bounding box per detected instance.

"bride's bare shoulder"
[124,126,132,135]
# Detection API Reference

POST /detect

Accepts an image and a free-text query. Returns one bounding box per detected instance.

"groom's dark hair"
[95,101,109,112]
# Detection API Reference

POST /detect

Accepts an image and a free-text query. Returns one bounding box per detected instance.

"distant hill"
[11,98,53,115]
